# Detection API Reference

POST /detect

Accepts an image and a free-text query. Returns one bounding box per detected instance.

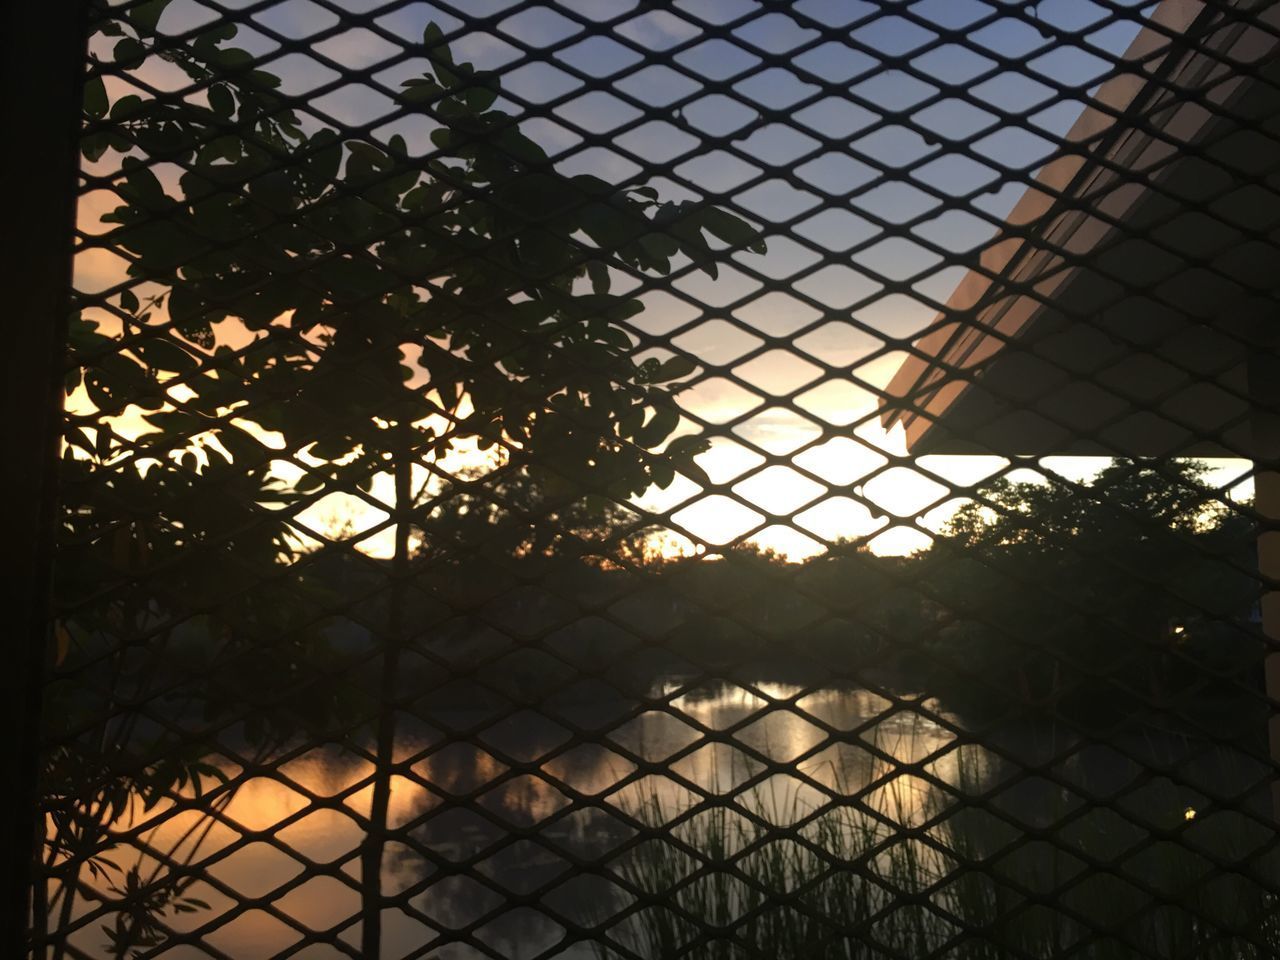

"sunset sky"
[74,0,1253,560]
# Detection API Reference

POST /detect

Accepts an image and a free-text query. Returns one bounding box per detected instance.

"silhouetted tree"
[929,461,1256,724]
[69,2,762,954]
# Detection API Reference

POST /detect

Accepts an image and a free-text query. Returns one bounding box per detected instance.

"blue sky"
[85,0,1232,558]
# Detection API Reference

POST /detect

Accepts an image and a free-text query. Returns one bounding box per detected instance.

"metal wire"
[31,0,1280,957]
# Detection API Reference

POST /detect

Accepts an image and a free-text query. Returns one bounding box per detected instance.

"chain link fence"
[30,0,1280,956]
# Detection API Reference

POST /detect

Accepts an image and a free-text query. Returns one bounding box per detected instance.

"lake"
[46,680,1272,959]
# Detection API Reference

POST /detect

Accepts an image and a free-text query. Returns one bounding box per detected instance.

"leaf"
[166,284,207,330]
[65,425,95,456]
[400,77,442,105]
[113,37,147,69]
[83,76,108,120]
[134,336,196,373]
[305,128,343,184]
[664,433,711,487]
[636,404,679,448]
[129,0,173,33]
[212,46,253,71]
[80,132,111,162]
[217,425,268,461]
[208,82,235,119]
[423,21,457,71]
[249,169,296,212]
[346,141,390,179]
[657,355,697,381]
[248,69,282,89]
[193,20,238,48]
[634,232,678,274]
[120,158,169,211]
[142,411,204,437]
[664,433,709,458]
[110,93,145,120]
[494,126,547,165]
[586,260,610,295]
[698,206,767,254]
[119,289,139,313]
[465,73,499,112]
[650,457,676,490]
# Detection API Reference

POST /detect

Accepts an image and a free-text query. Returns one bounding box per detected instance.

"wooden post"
[0,1,89,953]
[1249,350,1280,818]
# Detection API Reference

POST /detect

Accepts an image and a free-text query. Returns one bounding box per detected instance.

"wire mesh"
[35,0,1280,957]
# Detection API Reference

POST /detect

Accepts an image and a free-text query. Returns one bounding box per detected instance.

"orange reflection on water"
[48,684,966,960]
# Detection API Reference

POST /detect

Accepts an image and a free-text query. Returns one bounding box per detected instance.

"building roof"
[878,0,1280,458]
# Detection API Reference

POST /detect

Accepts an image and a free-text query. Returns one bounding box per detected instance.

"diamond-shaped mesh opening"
[27,0,1280,957]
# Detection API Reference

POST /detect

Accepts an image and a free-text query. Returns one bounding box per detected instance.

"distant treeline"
[52,459,1262,746]
[272,460,1261,737]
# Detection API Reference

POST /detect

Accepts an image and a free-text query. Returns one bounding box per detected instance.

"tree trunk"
[360,441,412,959]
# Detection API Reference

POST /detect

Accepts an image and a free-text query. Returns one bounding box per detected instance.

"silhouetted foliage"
[921,461,1259,728]
[47,4,1268,956]
[56,1,763,954]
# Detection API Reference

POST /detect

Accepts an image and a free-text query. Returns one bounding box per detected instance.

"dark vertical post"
[1250,350,1280,819]
[0,1,90,953]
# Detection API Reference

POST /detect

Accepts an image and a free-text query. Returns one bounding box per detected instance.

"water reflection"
[51,682,1271,959]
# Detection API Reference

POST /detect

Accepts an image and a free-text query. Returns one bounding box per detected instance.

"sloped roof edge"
[878,0,1274,451]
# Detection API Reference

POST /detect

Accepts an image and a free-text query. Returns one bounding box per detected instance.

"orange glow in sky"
[69,5,1254,565]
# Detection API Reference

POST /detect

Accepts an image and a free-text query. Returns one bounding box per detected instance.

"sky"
[74,0,1252,560]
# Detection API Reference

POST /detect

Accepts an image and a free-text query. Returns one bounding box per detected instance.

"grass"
[597,731,1280,960]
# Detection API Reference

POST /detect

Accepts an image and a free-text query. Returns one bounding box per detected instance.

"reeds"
[598,730,1280,960]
